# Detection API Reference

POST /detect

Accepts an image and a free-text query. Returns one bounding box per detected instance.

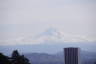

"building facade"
[64,47,80,64]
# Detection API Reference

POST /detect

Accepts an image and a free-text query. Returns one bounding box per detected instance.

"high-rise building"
[64,47,80,64]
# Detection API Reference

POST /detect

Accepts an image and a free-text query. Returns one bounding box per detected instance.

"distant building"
[64,47,80,64]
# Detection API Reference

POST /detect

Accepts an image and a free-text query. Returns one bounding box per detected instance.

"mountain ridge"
[0,42,96,55]
[24,50,96,64]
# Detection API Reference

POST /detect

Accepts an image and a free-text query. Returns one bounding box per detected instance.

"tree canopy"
[0,50,31,64]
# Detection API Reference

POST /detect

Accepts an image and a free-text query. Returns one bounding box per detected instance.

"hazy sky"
[0,0,96,45]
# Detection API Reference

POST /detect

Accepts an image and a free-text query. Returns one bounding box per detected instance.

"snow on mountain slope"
[0,28,96,45]
[33,28,89,43]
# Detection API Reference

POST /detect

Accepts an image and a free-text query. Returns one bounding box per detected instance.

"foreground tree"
[0,53,11,64]
[11,50,31,64]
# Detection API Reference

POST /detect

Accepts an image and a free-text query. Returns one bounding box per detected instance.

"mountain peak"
[43,28,59,36]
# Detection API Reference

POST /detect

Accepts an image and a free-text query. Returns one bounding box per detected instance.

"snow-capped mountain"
[20,28,95,44]
[33,28,89,43]
[0,28,96,45]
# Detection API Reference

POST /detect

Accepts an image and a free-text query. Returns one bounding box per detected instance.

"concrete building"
[64,47,80,64]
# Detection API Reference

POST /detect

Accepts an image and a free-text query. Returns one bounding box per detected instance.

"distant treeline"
[0,50,31,64]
